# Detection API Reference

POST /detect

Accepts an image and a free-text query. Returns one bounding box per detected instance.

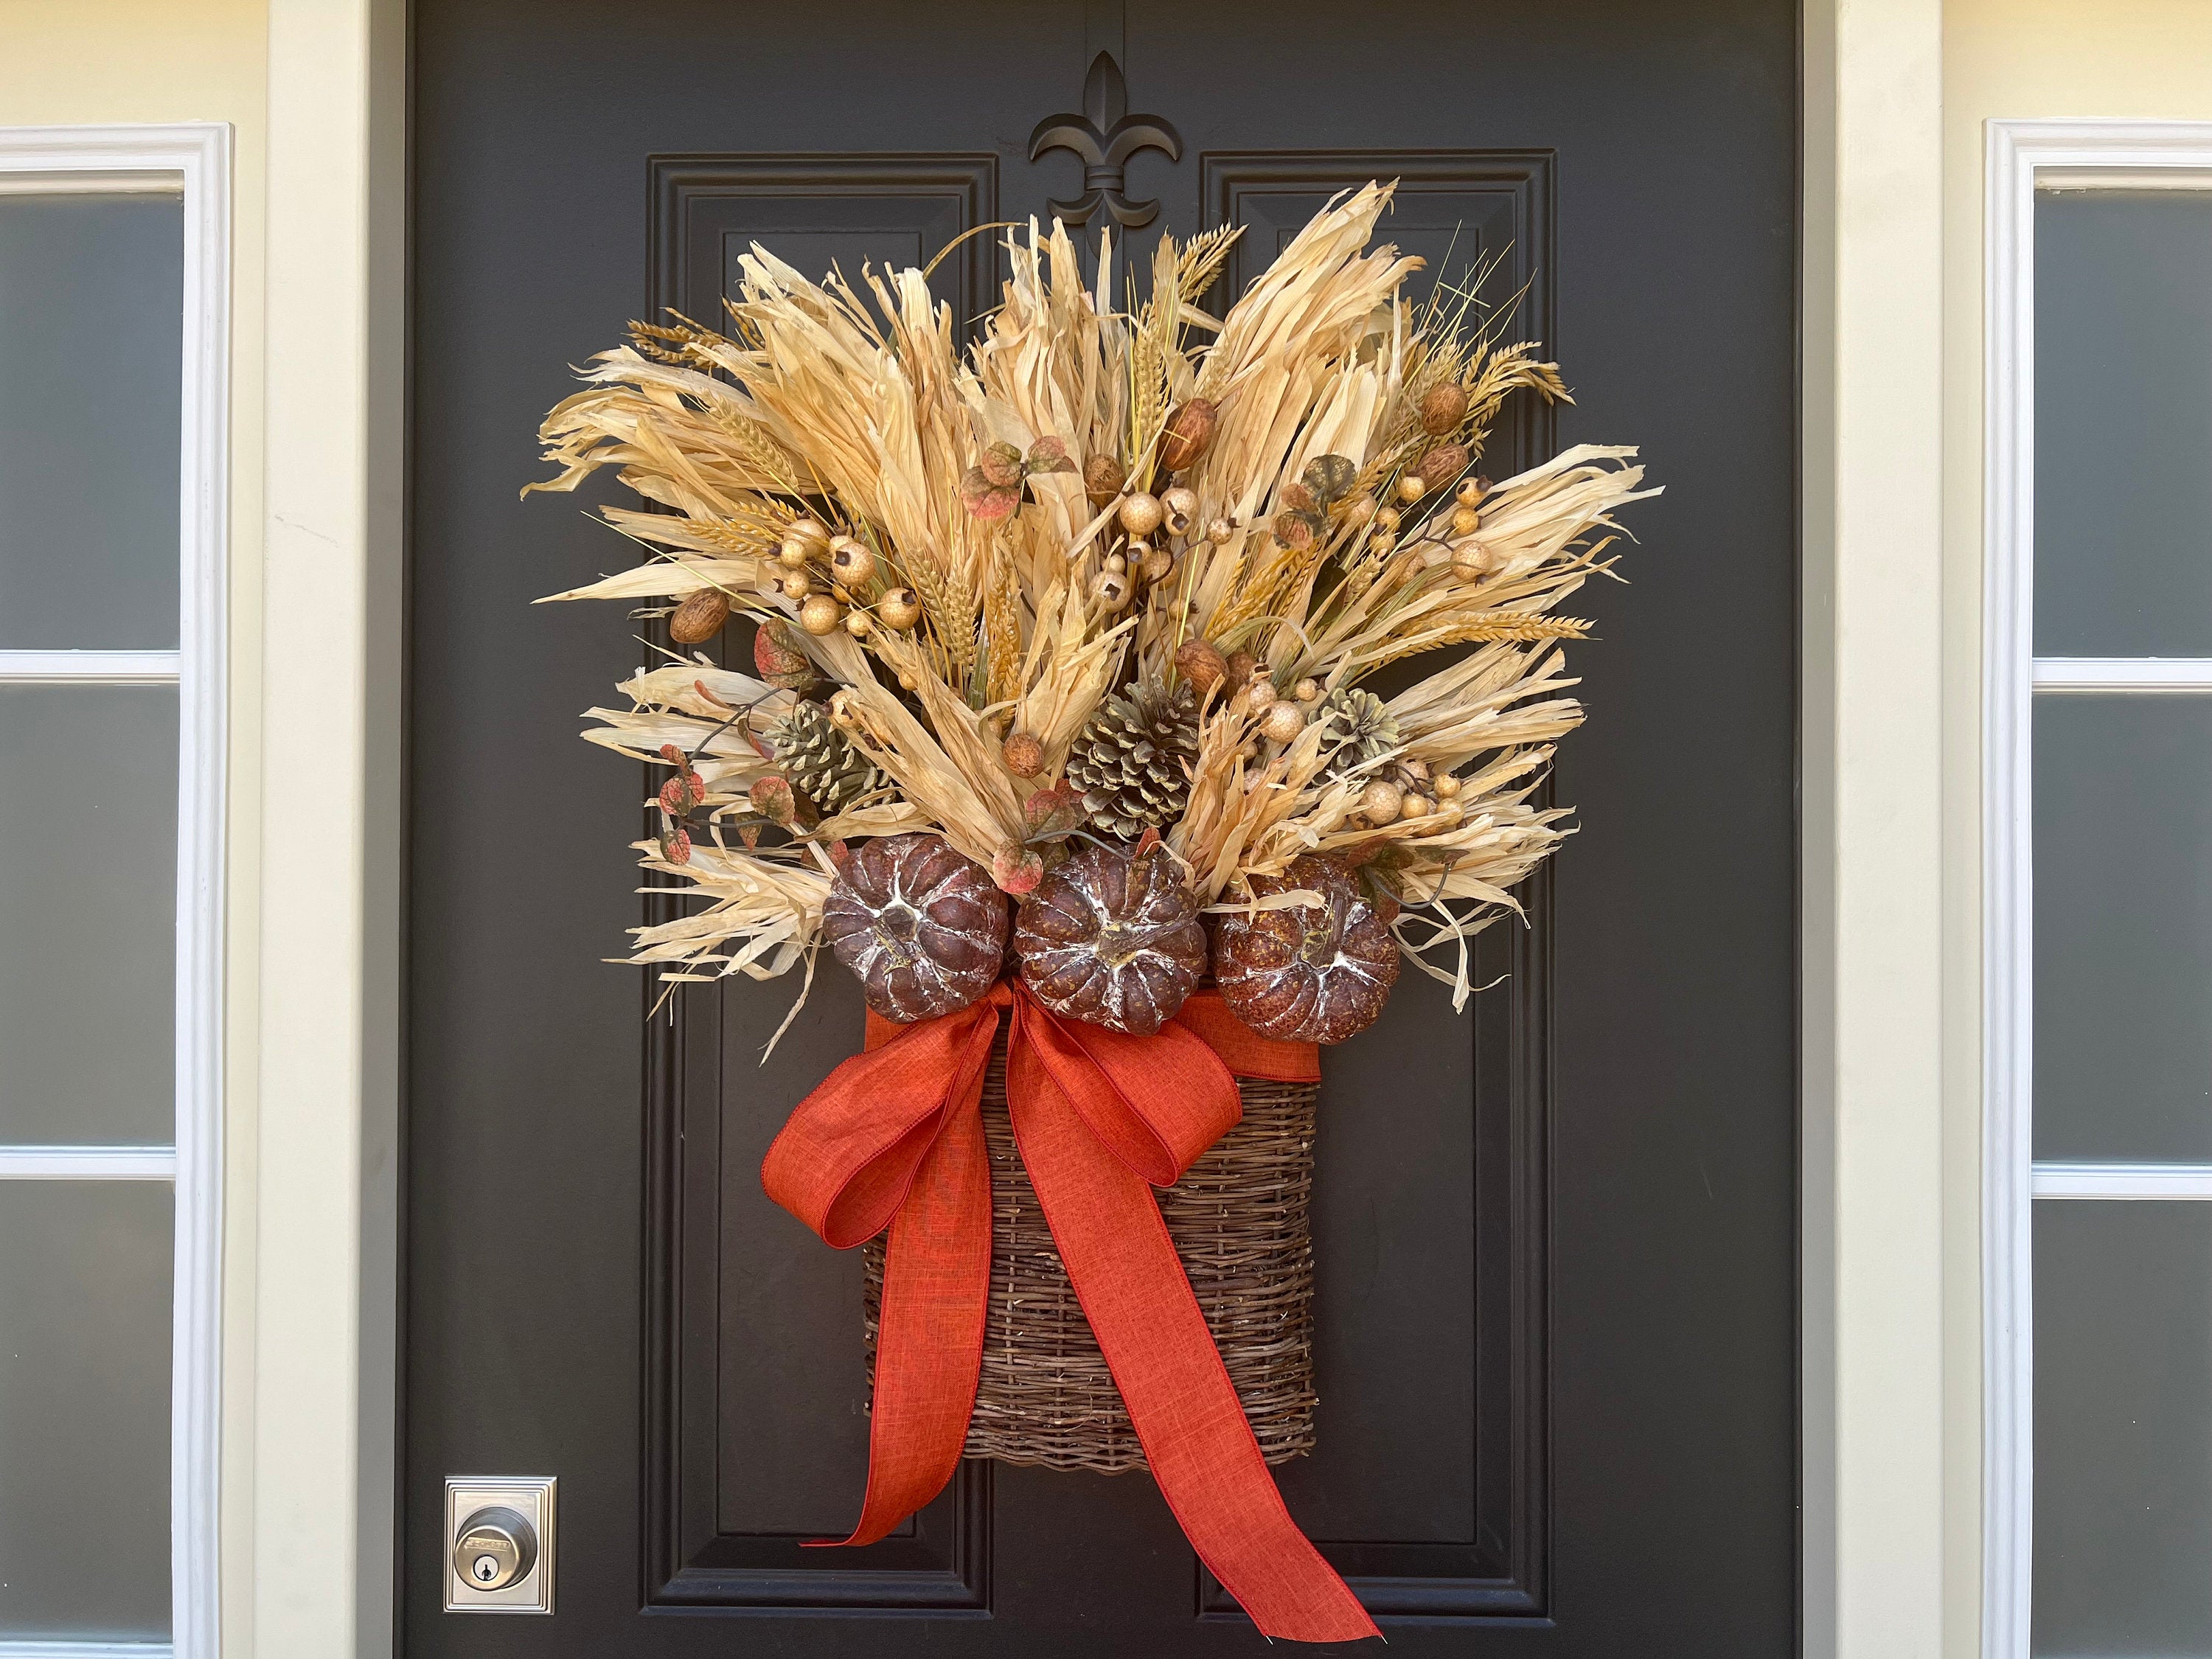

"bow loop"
[1013,998,1242,1187]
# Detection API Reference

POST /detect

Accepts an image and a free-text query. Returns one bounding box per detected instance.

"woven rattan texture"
[863,1037,1319,1472]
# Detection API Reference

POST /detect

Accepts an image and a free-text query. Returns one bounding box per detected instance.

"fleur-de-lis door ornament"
[1028,51,1182,229]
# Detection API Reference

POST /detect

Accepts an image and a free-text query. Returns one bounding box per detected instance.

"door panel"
[408,2,1797,1652]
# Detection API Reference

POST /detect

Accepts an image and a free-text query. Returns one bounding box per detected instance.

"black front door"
[406,2,1798,1652]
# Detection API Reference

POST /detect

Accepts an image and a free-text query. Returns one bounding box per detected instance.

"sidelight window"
[1987,121,2212,1659]
[0,127,227,1659]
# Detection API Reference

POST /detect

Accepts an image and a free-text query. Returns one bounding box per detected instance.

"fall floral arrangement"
[529,182,1649,1050]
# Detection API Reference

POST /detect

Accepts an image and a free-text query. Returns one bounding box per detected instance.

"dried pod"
[1015,843,1207,1035]
[1456,477,1486,507]
[1417,442,1472,490]
[1374,507,1402,533]
[844,610,872,638]
[1272,508,1321,552]
[877,588,921,630]
[1261,700,1307,744]
[1450,542,1492,580]
[668,588,730,644]
[1175,638,1228,697]
[1420,382,1470,435]
[1139,543,1176,585]
[1342,493,1377,528]
[1301,453,1358,504]
[1396,473,1428,504]
[1279,481,1321,515]
[1158,397,1218,472]
[1433,772,1463,799]
[1293,677,1323,703]
[1094,568,1133,611]
[1118,492,1164,538]
[1397,792,1433,822]
[1225,650,1260,689]
[787,516,830,550]
[829,536,876,584]
[779,568,813,602]
[1003,731,1045,777]
[1451,505,1482,537]
[753,618,814,689]
[822,832,1010,1023]
[1213,855,1400,1044]
[1244,675,1279,712]
[1160,485,1199,537]
[799,594,842,636]
[1360,779,1405,822]
[1206,518,1236,545]
[778,538,811,569]
[1105,551,1130,576]
[1084,452,1128,509]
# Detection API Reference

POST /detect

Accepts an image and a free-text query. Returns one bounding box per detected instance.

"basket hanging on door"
[526,181,1652,1643]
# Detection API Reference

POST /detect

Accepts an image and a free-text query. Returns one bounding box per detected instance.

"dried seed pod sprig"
[530,181,1655,1040]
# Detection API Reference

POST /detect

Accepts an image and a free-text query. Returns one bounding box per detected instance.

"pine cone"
[822,833,1009,1022]
[1214,854,1399,1044]
[771,699,883,815]
[1014,843,1206,1034]
[1316,686,1399,780]
[1064,681,1199,839]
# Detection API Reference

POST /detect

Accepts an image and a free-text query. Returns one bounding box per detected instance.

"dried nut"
[779,568,813,601]
[1360,779,1405,822]
[1105,552,1129,576]
[1084,452,1127,509]
[1457,477,1485,507]
[828,536,874,582]
[1433,772,1462,799]
[1140,544,1176,584]
[1397,792,1433,821]
[1343,493,1377,527]
[1158,397,1218,471]
[1293,676,1323,703]
[877,587,921,630]
[1420,382,1471,435]
[1003,731,1045,776]
[1451,506,1482,537]
[844,610,872,637]
[1206,518,1236,545]
[1160,485,1199,537]
[1118,492,1164,537]
[1261,700,1307,744]
[1175,638,1229,696]
[1417,442,1472,490]
[668,588,731,644]
[1396,473,1429,504]
[1374,507,1402,533]
[799,594,842,636]
[1095,569,1133,611]
[1450,543,1489,580]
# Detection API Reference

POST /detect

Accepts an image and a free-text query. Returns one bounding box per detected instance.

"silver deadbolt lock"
[453,1505,537,1591]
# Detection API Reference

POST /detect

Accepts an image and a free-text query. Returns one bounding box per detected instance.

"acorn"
[1003,731,1045,777]
[1451,505,1482,537]
[1160,485,1199,538]
[1360,779,1405,822]
[1119,492,1164,538]
[1085,453,1127,510]
[877,587,921,630]
[1095,569,1133,611]
[828,536,875,585]
[1158,397,1218,471]
[1420,382,1470,435]
[668,588,731,645]
[799,594,842,636]
[1417,442,1472,490]
[1261,700,1307,745]
[1175,637,1229,697]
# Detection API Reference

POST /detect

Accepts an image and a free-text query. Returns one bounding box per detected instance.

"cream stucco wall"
[0,5,268,1655]
[1941,9,2212,1658]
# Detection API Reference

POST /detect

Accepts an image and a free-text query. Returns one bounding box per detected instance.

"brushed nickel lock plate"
[444,1475,555,1613]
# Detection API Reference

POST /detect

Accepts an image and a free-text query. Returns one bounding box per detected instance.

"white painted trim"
[0,1644,173,1659]
[0,650,181,684]
[0,1146,178,1180]
[2032,1161,2212,1199]
[1981,116,2212,1659]
[0,122,229,1659]
[2032,657,2212,691]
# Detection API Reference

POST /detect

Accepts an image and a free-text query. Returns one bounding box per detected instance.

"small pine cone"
[1316,686,1400,779]
[822,833,1009,1022]
[1063,681,1200,840]
[1015,843,1206,1034]
[1214,854,1399,1044]
[771,698,883,814]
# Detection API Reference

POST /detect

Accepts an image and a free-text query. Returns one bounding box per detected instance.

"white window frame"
[1983,117,2212,1659]
[0,125,229,1659]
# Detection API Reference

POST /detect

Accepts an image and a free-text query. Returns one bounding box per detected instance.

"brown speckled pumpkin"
[821,833,1009,1022]
[1214,855,1399,1045]
[1014,844,1206,1035]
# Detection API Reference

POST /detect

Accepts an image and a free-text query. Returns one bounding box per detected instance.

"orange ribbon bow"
[761,978,1379,1644]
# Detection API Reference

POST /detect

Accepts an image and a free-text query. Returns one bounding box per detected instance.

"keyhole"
[473,1554,499,1583]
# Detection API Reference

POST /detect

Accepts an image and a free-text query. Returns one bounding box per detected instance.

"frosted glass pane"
[0,684,175,1144]
[0,1182,170,1640]
[2035,1202,2212,1656]
[2034,191,2212,657]
[0,192,182,650]
[2034,696,2212,1160]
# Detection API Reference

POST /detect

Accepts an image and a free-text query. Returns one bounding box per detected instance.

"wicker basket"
[863,1034,1319,1472]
